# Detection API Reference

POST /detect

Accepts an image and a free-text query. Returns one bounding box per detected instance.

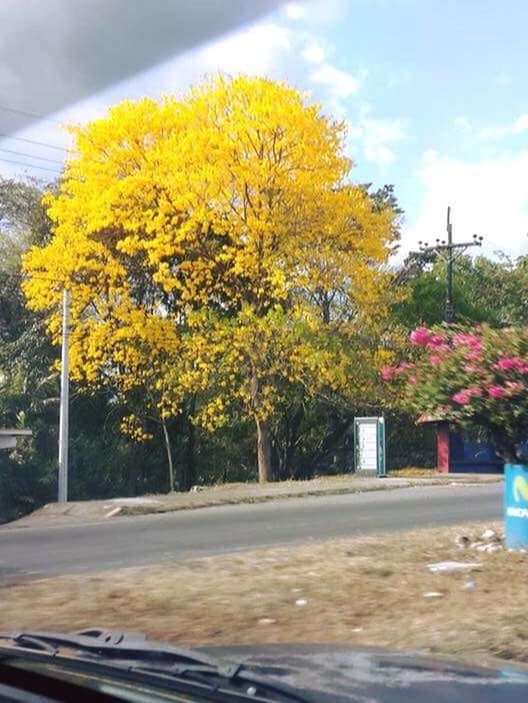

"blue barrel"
[504,464,528,549]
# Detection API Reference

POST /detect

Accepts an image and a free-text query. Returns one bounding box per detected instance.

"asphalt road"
[0,483,502,582]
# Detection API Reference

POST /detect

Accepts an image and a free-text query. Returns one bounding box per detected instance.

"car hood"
[199,643,528,703]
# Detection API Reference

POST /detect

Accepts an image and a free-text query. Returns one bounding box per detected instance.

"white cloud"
[302,42,325,64]
[514,114,528,133]
[453,115,471,133]
[364,143,396,166]
[386,69,411,89]
[478,113,528,141]
[201,23,292,75]
[347,111,407,167]
[478,126,505,141]
[422,148,439,164]
[309,63,364,98]
[283,2,305,20]
[293,0,348,24]
[402,150,528,259]
[362,119,406,166]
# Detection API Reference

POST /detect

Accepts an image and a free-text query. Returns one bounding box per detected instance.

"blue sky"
[2,0,528,259]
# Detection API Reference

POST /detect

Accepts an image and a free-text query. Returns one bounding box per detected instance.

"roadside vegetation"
[0,75,526,522]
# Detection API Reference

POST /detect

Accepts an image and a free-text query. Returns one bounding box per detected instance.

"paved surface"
[0,483,502,582]
[5,474,502,528]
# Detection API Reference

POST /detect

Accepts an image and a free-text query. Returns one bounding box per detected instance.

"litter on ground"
[427,561,481,573]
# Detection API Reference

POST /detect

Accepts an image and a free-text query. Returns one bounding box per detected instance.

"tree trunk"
[182,403,196,491]
[127,444,139,497]
[276,405,304,480]
[286,406,304,479]
[161,418,175,492]
[256,417,273,483]
[251,367,274,483]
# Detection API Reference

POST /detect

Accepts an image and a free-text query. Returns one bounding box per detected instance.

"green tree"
[0,178,58,519]
[0,177,175,519]
[394,252,528,328]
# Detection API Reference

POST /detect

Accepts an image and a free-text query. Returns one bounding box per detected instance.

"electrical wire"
[0,157,61,174]
[0,147,64,165]
[0,103,62,125]
[0,133,68,152]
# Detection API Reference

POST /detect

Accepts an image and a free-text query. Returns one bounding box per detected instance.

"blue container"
[504,463,528,549]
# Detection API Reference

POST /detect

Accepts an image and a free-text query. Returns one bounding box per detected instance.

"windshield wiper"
[0,629,309,703]
[0,628,219,667]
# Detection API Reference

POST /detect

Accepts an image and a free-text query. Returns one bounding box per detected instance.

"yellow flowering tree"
[23,75,396,485]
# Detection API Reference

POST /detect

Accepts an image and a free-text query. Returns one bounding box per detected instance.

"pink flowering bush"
[382,324,528,461]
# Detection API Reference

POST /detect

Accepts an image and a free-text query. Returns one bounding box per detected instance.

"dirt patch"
[1,521,527,663]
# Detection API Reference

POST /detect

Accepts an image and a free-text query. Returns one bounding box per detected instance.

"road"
[0,483,502,582]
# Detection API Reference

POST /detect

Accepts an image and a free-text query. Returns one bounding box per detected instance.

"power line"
[0,147,64,165]
[414,205,483,323]
[0,157,62,174]
[0,104,62,125]
[0,133,68,152]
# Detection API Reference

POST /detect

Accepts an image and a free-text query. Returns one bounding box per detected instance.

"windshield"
[0,2,527,702]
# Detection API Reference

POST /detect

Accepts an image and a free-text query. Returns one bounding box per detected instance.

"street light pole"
[416,206,483,324]
[58,288,70,503]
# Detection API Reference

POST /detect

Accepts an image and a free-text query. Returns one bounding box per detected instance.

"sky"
[1,0,528,261]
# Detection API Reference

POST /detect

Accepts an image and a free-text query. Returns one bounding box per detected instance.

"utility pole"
[417,206,483,323]
[58,288,70,502]
[445,207,454,323]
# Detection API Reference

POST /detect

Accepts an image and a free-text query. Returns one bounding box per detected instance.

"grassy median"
[2,521,527,664]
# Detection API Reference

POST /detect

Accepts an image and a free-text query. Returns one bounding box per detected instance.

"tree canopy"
[1,87,526,521]
[23,75,398,483]
[394,252,528,328]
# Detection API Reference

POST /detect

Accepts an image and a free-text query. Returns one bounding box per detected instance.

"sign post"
[354,416,386,477]
[504,463,528,549]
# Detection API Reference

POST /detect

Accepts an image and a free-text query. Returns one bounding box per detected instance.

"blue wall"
[449,433,504,473]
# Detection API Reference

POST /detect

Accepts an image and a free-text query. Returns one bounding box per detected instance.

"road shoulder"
[2,473,503,529]
[2,520,525,666]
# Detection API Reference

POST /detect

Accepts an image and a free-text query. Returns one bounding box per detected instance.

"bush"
[383,325,528,461]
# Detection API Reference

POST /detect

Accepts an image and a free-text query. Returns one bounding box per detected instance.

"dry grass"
[2,522,527,663]
[388,467,438,477]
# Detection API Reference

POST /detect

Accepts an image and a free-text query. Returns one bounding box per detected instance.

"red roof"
[416,412,448,425]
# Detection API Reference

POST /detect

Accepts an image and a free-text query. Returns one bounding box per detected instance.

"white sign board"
[354,417,386,476]
[357,422,378,471]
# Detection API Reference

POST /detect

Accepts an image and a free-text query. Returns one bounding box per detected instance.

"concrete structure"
[0,429,32,450]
